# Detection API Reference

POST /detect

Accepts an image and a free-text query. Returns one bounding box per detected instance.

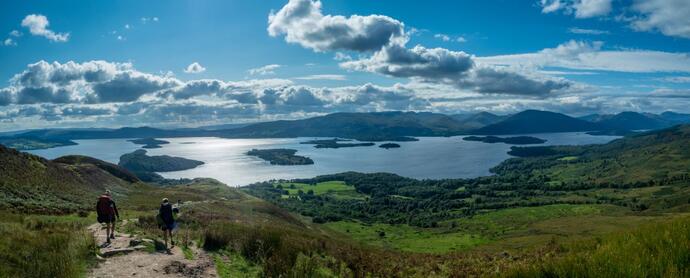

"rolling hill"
[9,110,690,147]
[474,110,602,134]
[221,111,472,140]
[0,144,140,212]
[451,111,508,129]
[583,111,670,130]
[494,124,690,185]
[661,111,690,124]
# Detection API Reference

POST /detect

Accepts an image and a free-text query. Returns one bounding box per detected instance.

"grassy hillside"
[502,215,690,277]
[245,125,690,274]
[494,124,690,185]
[5,125,690,277]
[0,136,77,150]
[0,144,139,213]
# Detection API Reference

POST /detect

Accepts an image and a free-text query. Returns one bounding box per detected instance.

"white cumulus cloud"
[21,14,70,42]
[184,62,207,74]
[268,0,406,52]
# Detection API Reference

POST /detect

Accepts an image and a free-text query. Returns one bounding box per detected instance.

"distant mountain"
[660,111,690,124]
[584,112,670,130]
[474,110,601,135]
[195,122,254,131]
[220,111,471,140]
[18,127,207,140]
[577,114,604,122]
[9,110,690,143]
[451,112,508,129]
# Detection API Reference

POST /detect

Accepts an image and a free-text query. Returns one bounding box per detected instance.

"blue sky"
[1,0,689,130]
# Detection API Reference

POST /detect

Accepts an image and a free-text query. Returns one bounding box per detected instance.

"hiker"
[158,198,177,248]
[96,190,119,243]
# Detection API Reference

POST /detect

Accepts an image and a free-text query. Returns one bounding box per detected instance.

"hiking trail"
[87,220,218,278]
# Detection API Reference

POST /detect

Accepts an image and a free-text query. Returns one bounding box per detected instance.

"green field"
[276,181,366,200]
[324,220,489,253]
[322,204,635,253]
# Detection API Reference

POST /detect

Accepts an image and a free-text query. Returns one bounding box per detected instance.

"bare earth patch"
[88,221,218,278]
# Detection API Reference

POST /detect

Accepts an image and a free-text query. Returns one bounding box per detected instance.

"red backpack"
[97,195,114,217]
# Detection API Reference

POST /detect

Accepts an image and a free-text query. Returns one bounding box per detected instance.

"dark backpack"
[97,195,114,217]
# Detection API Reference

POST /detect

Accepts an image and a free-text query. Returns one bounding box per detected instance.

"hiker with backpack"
[96,190,119,244]
[158,198,177,249]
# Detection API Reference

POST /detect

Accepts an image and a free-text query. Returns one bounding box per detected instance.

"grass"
[558,156,579,161]
[0,213,96,278]
[324,221,489,253]
[452,204,611,235]
[502,215,690,277]
[276,181,366,200]
[181,245,195,260]
[323,204,642,254]
[213,250,262,278]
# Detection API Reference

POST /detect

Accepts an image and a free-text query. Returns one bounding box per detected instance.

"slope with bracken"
[0,144,140,213]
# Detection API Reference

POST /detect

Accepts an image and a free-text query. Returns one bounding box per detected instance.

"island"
[379,143,401,149]
[462,135,546,145]
[586,129,638,136]
[118,149,204,173]
[300,138,375,148]
[352,135,419,142]
[128,138,170,149]
[0,136,77,150]
[246,148,314,165]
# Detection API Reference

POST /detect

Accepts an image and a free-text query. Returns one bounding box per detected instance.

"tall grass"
[502,216,690,277]
[0,213,95,278]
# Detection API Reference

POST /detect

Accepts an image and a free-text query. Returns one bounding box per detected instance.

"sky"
[1,0,690,130]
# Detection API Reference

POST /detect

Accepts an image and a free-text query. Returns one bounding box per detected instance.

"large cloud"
[0,60,435,128]
[269,0,572,96]
[341,44,474,79]
[630,0,690,39]
[540,0,690,39]
[540,0,613,18]
[478,40,690,73]
[3,60,181,105]
[268,0,406,52]
[341,44,571,96]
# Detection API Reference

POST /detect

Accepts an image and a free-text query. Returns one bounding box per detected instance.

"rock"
[101,246,146,257]
[129,239,143,246]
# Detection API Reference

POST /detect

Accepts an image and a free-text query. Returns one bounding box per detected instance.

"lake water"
[28,133,619,186]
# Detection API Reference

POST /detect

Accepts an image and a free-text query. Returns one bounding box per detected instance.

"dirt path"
[87,220,218,278]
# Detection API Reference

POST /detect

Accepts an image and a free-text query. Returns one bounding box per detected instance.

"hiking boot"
[107,238,111,244]
[110,233,115,239]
